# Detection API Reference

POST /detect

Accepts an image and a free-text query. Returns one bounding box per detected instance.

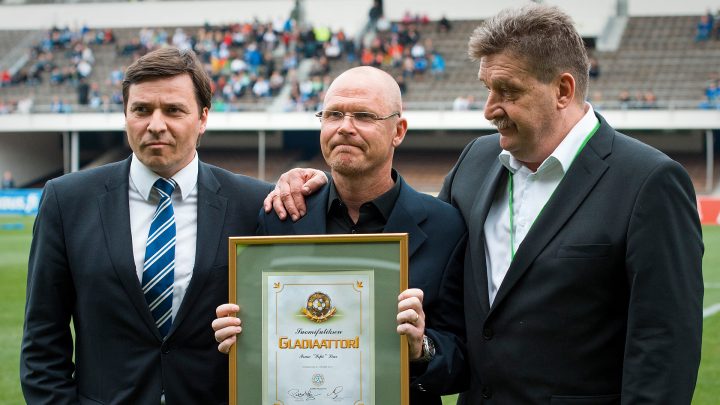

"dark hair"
[122,47,212,114]
[468,4,589,101]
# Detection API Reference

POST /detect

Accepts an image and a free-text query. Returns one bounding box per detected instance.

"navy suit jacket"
[439,112,703,404]
[21,156,273,404]
[258,175,469,405]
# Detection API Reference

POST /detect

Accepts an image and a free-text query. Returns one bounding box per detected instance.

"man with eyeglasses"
[212,66,468,404]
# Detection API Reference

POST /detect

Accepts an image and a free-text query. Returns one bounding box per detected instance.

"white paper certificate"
[262,271,374,405]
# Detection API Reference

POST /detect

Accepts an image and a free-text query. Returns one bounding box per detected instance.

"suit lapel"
[170,162,227,334]
[384,177,427,259]
[468,159,504,315]
[490,117,613,312]
[98,157,162,339]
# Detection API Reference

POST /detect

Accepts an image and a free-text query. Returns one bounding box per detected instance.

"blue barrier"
[0,189,43,216]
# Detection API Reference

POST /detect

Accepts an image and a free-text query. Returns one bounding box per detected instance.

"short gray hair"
[468,4,589,102]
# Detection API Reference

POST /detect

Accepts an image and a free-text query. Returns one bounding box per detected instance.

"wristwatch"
[415,335,436,363]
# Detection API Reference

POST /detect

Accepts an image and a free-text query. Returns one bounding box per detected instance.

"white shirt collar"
[499,103,599,174]
[129,153,199,201]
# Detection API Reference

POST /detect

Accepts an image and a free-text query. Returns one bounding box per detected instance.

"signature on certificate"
[287,386,345,401]
[288,387,324,400]
[327,385,344,400]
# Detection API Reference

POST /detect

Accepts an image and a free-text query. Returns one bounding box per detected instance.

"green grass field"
[1,215,719,404]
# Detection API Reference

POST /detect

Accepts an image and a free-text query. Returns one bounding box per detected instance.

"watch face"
[426,336,436,356]
[421,335,435,361]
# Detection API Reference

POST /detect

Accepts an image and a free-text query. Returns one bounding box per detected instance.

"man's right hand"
[263,168,327,221]
[212,303,242,354]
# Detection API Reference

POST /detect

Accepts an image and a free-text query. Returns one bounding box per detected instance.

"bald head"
[324,66,402,114]
[319,66,408,207]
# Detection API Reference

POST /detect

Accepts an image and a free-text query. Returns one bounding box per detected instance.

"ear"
[391,116,408,148]
[556,73,576,109]
[198,106,209,135]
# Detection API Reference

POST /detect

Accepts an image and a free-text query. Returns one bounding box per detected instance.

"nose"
[147,110,167,135]
[336,113,357,134]
[484,91,503,121]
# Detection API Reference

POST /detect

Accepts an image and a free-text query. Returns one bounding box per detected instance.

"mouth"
[331,143,364,152]
[144,141,171,148]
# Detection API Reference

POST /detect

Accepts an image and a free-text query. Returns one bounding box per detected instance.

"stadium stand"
[591,15,720,109]
[0,2,718,195]
[1,14,718,112]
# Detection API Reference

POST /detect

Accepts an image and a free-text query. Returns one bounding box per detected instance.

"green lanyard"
[507,120,600,260]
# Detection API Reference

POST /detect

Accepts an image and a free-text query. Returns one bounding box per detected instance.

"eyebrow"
[129,101,190,110]
[162,102,189,110]
[325,104,376,113]
[486,77,520,89]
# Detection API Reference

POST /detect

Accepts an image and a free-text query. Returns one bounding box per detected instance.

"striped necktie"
[142,178,177,337]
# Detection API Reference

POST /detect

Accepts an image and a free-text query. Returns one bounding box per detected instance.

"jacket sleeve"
[20,181,79,405]
[622,159,703,404]
[411,231,470,395]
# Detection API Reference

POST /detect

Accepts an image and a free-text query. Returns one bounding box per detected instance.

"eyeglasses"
[314,110,400,124]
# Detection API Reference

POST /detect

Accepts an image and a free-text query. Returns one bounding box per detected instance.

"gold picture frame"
[229,233,409,405]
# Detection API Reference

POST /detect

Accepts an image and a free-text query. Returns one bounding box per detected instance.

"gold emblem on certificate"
[263,272,374,404]
[302,292,336,322]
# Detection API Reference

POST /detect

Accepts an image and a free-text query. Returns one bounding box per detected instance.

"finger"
[211,316,241,332]
[271,191,288,220]
[263,189,279,214]
[271,168,311,220]
[396,308,423,326]
[214,325,242,345]
[285,174,309,221]
[396,322,423,337]
[218,335,238,354]
[279,190,302,222]
[398,288,424,303]
[301,171,329,195]
[216,303,240,318]
[397,296,423,314]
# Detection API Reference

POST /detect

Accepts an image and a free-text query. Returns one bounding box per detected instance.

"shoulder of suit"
[457,133,501,163]
[399,180,466,231]
[605,130,680,171]
[469,133,501,149]
[48,158,127,191]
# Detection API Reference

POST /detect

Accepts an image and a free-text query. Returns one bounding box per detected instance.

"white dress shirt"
[484,104,599,304]
[129,153,199,321]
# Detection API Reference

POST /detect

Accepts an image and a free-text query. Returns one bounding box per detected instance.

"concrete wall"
[0,132,63,186]
[2,110,719,133]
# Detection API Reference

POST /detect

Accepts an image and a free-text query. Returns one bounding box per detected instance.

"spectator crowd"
[0,9,717,114]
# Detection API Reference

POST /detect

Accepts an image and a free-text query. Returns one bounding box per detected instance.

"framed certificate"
[229,234,409,405]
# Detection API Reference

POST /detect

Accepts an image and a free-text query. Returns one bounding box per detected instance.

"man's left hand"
[397,288,425,360]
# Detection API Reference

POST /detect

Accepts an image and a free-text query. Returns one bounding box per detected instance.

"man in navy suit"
[20,47,272,404]
[213,66,467,404]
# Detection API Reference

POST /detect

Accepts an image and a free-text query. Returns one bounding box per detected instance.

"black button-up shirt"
[326,171,400,234]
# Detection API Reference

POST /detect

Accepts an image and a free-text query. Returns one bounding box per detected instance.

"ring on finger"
[413,313,419,324]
